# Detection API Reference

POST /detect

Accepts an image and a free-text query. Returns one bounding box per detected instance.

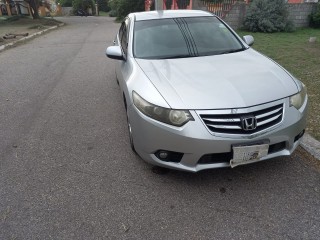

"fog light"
[154,150,184,163]
[159,151,168,159]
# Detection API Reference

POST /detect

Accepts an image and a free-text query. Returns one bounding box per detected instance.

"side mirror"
[243,35,254,46]
[106,46,124,60]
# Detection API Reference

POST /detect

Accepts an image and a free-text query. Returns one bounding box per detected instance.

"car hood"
[135,49,298,109]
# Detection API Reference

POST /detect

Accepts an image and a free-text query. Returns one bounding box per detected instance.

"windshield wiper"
[157,54,193,59]
[220,48,245,54]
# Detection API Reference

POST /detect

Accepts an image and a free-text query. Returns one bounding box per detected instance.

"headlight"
[290,83,307,109]
[132,91,194,127]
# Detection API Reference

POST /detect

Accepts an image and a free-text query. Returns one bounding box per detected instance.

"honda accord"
[106,10,308,172]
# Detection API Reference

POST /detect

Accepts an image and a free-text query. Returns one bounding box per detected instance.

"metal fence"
[201,0,237,18]
[146,0,239,18]
[162,0,192,10]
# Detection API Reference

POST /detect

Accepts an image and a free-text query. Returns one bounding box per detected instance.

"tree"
[109,0,145,21]
[98,0,110,12]
[25,0,40,19]
[72,0,96,15]
[57,0,73,7]
[309,2,320,28]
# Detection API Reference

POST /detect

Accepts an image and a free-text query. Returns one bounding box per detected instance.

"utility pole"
[155,0,163,10]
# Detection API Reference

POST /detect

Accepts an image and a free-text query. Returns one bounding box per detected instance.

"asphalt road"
[0,16,320,240]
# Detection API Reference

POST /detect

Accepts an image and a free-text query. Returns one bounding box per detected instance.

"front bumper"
[128,98,308,172]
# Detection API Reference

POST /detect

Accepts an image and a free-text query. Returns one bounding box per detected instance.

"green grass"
[0,16,62,25]
[237,28,320,140]
[98,11,109,17]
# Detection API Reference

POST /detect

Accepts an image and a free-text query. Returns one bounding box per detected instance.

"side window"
[119,18,130,57]
[118,23,124,46]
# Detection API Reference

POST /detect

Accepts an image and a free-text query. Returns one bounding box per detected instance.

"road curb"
[301,133,320,161]
[0,23,65,52]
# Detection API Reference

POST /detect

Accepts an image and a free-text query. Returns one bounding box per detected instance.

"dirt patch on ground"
[0,16,62,46]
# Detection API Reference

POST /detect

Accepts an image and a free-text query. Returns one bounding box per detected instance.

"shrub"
[72,0,95,15]
[109,0,145,21]
[244,0,294,33]
[108,9,117,17]
[97,0,110,12]
[309,3,320,28]
[57,0,72,7]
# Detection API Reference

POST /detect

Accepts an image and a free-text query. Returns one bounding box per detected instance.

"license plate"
[230,144,269,168]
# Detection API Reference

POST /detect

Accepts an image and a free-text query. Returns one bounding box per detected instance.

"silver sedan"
[106,10,308,172]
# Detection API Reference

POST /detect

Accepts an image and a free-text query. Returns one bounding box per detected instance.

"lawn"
[237,28,320,141]
[98,11,109,17]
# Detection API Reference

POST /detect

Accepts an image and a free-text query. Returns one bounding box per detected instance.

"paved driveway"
[0,16,319,240]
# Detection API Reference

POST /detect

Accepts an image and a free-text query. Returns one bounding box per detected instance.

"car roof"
[132,10,214,21]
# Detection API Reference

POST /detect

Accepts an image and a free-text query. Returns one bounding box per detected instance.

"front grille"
[198,152,232,164]
[200,104,284,135]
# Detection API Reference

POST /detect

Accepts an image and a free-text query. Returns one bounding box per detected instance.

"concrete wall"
[287,3,317,28]
[193,1,318,29]
[61,7,73,16]
[223,2,247,30]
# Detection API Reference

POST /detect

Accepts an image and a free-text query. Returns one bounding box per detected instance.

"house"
[0,0,31,16]
[0,0,59,17]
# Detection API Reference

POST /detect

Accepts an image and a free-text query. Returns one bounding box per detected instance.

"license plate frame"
[230,143,269,168]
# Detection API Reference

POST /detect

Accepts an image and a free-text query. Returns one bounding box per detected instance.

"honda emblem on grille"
[241,116,257,131]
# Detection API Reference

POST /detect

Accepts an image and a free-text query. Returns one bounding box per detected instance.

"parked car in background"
[106,10,308,172]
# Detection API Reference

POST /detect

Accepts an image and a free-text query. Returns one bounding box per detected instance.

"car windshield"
[133,16,245,59]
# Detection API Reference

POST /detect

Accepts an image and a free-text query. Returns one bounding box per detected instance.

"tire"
[115,70,119,85]
[126,114,136,153]
[124,94,136,153]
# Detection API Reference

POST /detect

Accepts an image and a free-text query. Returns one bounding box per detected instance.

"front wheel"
[126,114,136,153]
[124,95,136,153]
